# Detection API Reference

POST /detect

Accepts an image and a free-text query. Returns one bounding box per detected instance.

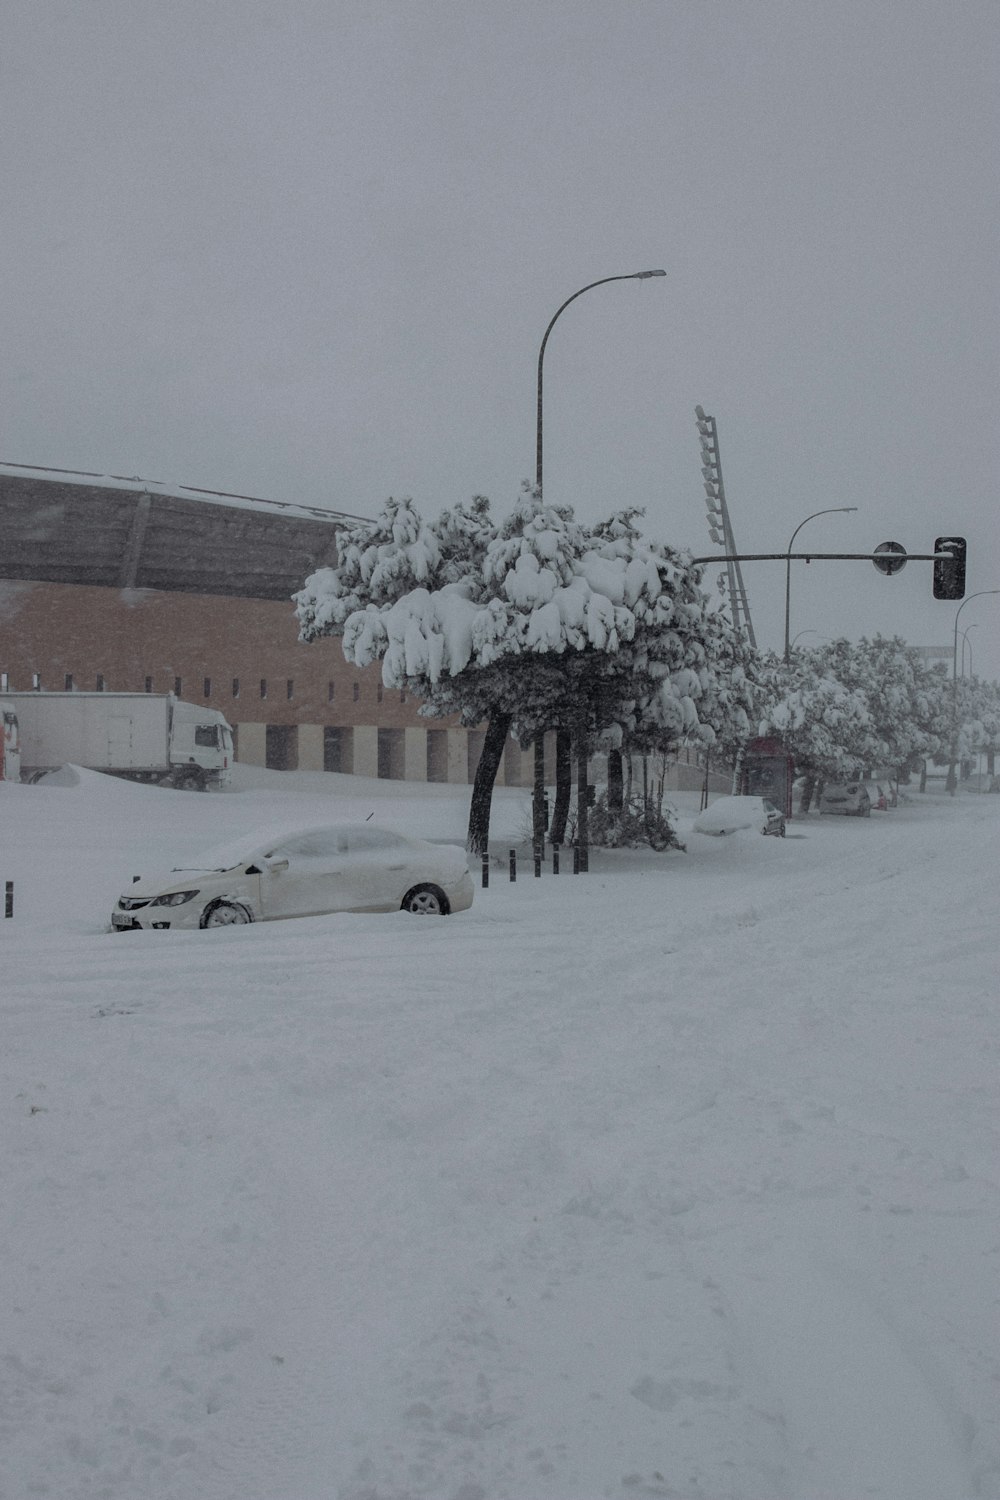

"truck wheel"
[201,900,253,928]
[176,771,204,792]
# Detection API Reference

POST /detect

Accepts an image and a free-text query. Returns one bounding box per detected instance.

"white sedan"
[111,823,474,931]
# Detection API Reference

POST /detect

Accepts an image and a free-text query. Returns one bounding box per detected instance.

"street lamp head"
[633,269,666,278]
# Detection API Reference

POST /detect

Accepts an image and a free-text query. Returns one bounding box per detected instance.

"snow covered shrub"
[569,790,685,853]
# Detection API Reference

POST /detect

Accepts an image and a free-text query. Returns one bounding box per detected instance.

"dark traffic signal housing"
[933,537,967,600]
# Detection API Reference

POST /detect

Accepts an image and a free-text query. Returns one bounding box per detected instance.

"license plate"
[112,912,134,928]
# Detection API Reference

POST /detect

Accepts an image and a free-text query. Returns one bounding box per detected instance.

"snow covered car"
[692,795,786,838]
[111,823,474,930]
[818,782,872,817]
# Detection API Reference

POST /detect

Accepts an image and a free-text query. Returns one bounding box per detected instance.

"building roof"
[0,465,365,601]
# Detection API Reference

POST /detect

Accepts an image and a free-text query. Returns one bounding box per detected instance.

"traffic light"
[933,537,967,600]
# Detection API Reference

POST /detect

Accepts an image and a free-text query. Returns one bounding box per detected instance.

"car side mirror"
[266,857,289,873]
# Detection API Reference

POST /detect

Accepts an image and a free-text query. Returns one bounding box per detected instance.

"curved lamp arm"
[535,270,665,493]
[783,507,858,661]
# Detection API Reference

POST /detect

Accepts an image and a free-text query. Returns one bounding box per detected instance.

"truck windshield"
[195,725,220,748]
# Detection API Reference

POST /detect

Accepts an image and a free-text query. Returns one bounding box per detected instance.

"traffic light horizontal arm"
[690,552,951,565]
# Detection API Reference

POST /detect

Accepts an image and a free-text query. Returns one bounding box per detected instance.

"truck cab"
[167,703,233,790]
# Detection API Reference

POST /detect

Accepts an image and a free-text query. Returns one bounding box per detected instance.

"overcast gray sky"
[2,0,997,674]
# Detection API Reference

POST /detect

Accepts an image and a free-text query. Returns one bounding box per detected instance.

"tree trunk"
[550,729,573,843]
[799,774,816,814]
[607,748,624,812]
[576,739,589,871]
[467,713,512,856]
[532,732,546,856]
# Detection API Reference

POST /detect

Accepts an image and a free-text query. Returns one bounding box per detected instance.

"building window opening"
[144,676,153,693]
[286,679,294,700]
[352,682,360,702]
[95,674,105,692]
[0,672,7,692]
[265,724,297,771]
[323,726,346,772]
[399,690,406,703]
[174,677,182,696]
[65,673,74,691]
[376,683,383,703]
[260,678,268,700]
[232,677,240,698]
[203,677,212,698]
[32,673,42,691]
[377,728,405,780]
[328,681,335,702]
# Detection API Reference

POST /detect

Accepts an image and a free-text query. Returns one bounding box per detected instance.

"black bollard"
[509,848,517,882]
[4,881,12,918]
[552,845,560,875]
[481,853,489,888]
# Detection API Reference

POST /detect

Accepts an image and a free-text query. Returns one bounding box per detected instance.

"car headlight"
[151,890,200,907]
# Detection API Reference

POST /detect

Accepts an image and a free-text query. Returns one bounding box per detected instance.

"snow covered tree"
[811,636,952,777]
[756,637,955,803]
[948,673,1000,783]
[756,651,874,800]
[296,487,754,854]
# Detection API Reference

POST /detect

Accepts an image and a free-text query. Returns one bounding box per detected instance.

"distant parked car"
[818,782,872,817]
[111,823,474,931]
[693,795,786,838]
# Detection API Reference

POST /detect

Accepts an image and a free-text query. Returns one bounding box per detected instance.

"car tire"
[200,900,253,928]
[401,884,449,916]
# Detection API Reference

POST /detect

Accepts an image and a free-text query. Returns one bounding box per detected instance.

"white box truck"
[0,692,233,790]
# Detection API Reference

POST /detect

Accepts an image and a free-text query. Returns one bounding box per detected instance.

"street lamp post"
[947,590,1000,793]
[783,507,858,662]
[532,269,666,862]
[960,625,978,678]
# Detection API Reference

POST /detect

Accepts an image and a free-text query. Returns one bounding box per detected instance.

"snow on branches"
[294,487,756,754]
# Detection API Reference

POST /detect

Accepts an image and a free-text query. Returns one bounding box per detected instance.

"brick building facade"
[0,465,721,793]
[0,467,531,785]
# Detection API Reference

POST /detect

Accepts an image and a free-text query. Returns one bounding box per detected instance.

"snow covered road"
[2,770,998,1498]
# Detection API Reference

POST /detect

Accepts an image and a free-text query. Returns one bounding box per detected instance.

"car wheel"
[201,900,253,928]
[402,884,449,916]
